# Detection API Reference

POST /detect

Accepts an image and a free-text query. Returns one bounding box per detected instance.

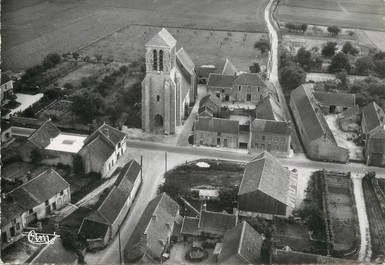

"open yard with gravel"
[2,0,268,71]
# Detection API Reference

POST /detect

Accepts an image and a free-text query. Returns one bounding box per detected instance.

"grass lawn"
[3,0,268,71]
[165,159,244,190]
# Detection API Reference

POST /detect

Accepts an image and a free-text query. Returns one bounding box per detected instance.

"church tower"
[141,28,182,134]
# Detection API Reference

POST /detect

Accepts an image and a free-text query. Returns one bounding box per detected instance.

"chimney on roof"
[104,128,110,138]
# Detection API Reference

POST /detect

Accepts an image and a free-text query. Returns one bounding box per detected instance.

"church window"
[157,95,160,102]
[159,50,164,71]
[153,50,158,71]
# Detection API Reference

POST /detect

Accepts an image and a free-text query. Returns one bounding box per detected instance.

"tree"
[294,47,312,70]
[355,56,375,74]
[327,26,341,36]
[42,53,61,69]
[72,154,84,175]
[44,88,62,100]
[328,52,351,73]
[335,70,349,89]
[31,148,43,164]
[342,41,354,54]
[301,24,308,33]
[95,54,102,62]
[278,65,306,92]
[322,42,338,57]
[72,52,79,60]
[249,62,261,73]
[254,40,271,55]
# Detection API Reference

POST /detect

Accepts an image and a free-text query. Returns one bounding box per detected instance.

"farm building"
[238,152,297,217]
[361,102,385,167]
[141,28,196,134]
[249,119,292,157]
[19,120,87,165]
[207,72,271,104]
[290,85,349,163]
[193,116,239,148]
[214,58,238,75]
[125,193,181,263]
[218,221,264,264]
[313,92,355,114]
[1,168,70,249]
[196,66,217,84]
[79,123,126,178]
[255,95,285,121]
[198,94,221,117]
[198,189,219,201]
[78,160,141,250]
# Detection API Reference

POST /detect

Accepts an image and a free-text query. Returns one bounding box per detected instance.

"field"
[362,176,385,260]
[2,0,268,71]
[324,172,359,257]
[80,25,268,72]
[276,0,385,32]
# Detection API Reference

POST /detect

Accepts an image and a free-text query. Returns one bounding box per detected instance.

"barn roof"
[215,58,238,75]
[146,28,176,48]
[196,66,217,77]
[194,117,239,135]
[361,101,385,133]
[238,152,296,208]
[207,73,237,88]
[313,92,355,107]
[367,127,385,154]
[87,136,115,161]
[218,221,264,264]
[250,119,291,135]
[291,85,336,142]
[198,210,237,232]
[233,73,266,87]
[340,105,360,118]
[28,120,61,149]
[180,216,200,236]
[255,95,285,121]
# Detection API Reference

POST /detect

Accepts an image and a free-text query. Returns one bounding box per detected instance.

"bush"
[322,42,337,57]
[279,64,306,92]
[328,52,351,73]
[42,53,62,69]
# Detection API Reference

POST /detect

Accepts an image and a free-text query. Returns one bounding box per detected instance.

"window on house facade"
[153,50,158,71]
[238,85,241,91]
[262,135,265,141]
[222,89,225,93]
[255,143,259,148]
[246,94,251,101]
[45,200,49,206]
[274,136,278,142]
[281,137,285,143]
[261,144,265,149]
[257,86,260,92]
[159,50,164,71]
[217,132,221,137]
[16,223,20,230]
[157,95,160,102]
[216,93,220,98]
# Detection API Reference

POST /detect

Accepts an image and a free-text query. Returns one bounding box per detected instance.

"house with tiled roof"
[255,95,285,121]
[125,193,181,263]
[1,168,70,249]
[313,92,355,114]
[249,119,292,157]
[78,160,141,249]
[196,65,217,84]
[361,102,385,166]
[177,47,197,103]
[198,94,222,117]
[290,85,349,163]
[20,120,87,165]
[207,74,237,102]
[193,116,239,148]
[1,72,14,103]
[238,152,298,217]
[79,123,126,178]
[218,221,264,264]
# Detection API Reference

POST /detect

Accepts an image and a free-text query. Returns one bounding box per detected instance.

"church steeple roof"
[146,28,176,48]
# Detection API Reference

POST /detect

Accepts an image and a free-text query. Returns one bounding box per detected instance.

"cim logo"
[23,230,60,245]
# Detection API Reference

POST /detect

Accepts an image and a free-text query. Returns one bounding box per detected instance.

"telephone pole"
[118,224,122,264]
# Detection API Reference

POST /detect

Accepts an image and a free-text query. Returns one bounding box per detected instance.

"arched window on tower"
[153,50,158,71]
[159,50,164,71]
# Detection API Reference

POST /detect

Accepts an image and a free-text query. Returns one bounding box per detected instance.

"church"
[141,28,197,134]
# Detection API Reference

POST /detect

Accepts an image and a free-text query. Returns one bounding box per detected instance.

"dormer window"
[153,50,158,71]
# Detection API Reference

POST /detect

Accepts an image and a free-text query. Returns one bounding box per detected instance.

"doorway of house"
[154,114,164,133]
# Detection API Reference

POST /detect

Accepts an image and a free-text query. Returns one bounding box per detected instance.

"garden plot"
[324,172,359,256]
[324,114,363,161]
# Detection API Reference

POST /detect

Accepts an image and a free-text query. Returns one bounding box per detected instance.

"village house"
[125,193,181,264]
[1,72,14,103]
[249,119,292,157]
[198,94,222,117]
[193,116,239,148]
[361,102,385,167]
[78,160,142,250]
[198,189,219,201]
[19,120,87,165]
[79,123,126,178]
[313,92,355,114]
[218,221,264,264]
[1,168,70,249]
[180,205,238,239]
[238,152,298,218]
[196,66,217,84]
[290,85,349,163]
[141,28,196,134]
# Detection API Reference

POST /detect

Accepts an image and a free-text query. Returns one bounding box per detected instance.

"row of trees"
[321,41,358,58]
[285,22,308,33]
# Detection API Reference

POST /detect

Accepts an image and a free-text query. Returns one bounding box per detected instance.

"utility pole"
[118,224,122,264]
[140,155,143,181]
[165,152,168,177]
